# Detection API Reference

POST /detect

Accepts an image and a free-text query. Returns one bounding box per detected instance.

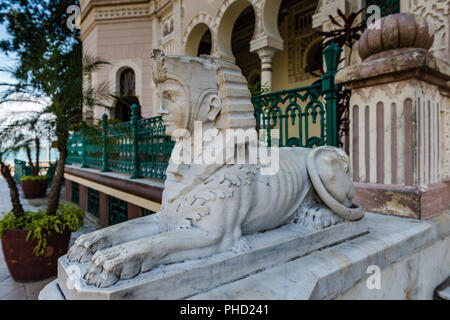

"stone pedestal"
[49,218,367,300]
[336,48,450,219]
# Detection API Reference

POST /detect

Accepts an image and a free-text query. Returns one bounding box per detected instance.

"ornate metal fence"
[105,121,134,174]
[254,43,342,148]
[67,106,174,180]
[67,132,83,165]
[14,159,58,184]
[137,116,174,180]
[88,188,100,217]
[108,196,128,225]
[252,84,325,148]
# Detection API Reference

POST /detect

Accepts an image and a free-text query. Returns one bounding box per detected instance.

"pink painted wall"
[83,19,155,120]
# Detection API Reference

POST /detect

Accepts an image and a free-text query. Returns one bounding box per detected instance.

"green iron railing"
[71,182,80,205]
[108,196,128,225]
[142,208,156,216]
[14,159,58,185]
[252,83,325,148]
[254,43,342,148]
[88,188,100,217]
[67,107,174,180]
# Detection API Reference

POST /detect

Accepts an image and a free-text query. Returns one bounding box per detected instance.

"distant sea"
[2,147,60,165]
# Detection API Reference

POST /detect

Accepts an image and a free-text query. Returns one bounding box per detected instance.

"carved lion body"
[67,52,363,288]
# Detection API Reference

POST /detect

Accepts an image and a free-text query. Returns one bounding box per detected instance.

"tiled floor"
[0,178,98,300]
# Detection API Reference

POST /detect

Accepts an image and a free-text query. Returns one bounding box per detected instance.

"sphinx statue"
[67,51,364,288]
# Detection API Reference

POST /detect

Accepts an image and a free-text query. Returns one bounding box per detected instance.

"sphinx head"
[151,50,255,135]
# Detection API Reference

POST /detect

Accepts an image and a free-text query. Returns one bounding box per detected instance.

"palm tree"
[0,128,26,218]
[44,50,111,216]
[0,48,111,216]
[4,111,54,176]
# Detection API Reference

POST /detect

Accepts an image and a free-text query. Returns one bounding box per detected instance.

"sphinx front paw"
[83,244,148,288]
[67,231,113,263]
[297,205,342,230]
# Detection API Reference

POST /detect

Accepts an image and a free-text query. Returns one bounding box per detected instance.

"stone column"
[255,47,278,91]
[336,13,450,220]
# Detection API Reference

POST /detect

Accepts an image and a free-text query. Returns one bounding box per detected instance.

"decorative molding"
[183,12,214,45]
[287,0,321,83]
[410,0,450,61]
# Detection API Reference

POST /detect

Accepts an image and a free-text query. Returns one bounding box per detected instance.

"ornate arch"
[214,0,262,60]
[183,12,214,46]
[183,12,214,56]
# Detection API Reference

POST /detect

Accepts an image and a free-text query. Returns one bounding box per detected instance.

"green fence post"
[81,122,87,168]
[130,104,141,179]
[101,113,110,172]
[322,42,342,148]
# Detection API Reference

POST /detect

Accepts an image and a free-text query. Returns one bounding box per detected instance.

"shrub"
[20,175,49,183]
[0,202,85,256]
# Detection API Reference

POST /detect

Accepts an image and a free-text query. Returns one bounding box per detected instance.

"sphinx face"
[157,79,188,135]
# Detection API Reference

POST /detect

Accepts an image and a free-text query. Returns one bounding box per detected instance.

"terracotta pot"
[1,228,71,282]
[21,177,49,199]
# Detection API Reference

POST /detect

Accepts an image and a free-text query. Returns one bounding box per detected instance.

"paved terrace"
[0,178,97,300]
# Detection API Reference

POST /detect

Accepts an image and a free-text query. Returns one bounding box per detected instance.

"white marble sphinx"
[63,51,365,293]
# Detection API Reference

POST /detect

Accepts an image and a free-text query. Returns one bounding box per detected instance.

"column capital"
[254,46,279,62]
[250,36,283,54]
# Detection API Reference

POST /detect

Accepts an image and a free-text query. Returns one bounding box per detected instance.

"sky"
[0,23,16,89]
[0,22,46,120]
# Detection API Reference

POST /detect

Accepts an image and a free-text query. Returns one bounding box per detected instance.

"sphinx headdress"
[151,50,256,131]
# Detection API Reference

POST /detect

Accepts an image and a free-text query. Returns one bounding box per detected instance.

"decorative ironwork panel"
[67,132,83,164]
[14,159,27,183]
[88,188,100,217]
[366,0,400,17]
[137,116,175,180]
[84,129,103,169]
[71,182,80,205]
[108,196,128,225]
[106,121,134,174]
[14,159,56,185]
[252,83,325,148]
[142,208,156,216]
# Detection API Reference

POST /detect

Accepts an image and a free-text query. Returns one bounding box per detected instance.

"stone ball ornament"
[358,13,435,61]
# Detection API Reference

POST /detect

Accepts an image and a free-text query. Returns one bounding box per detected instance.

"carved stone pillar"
[336,13,450,220]
[255,47,279,91]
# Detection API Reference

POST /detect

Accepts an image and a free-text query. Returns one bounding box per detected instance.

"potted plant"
[0,203,84,281]
[0,0,112,282]
[20,175,49,199]
[6,111,54,199]
[0,131,85,280]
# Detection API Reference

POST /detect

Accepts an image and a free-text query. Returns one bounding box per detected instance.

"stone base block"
[444,179,450,207]
[354,182,448,220]
[55,218,368,300]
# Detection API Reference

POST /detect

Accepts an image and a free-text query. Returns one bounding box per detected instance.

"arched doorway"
[276,0,321,86]
[228,3,261,91]
[217,0,255,62]
[198,29,212,56]
[115,68,141,122]
[185,23,212,57]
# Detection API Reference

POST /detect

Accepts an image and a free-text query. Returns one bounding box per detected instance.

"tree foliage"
[0,0,111,216]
